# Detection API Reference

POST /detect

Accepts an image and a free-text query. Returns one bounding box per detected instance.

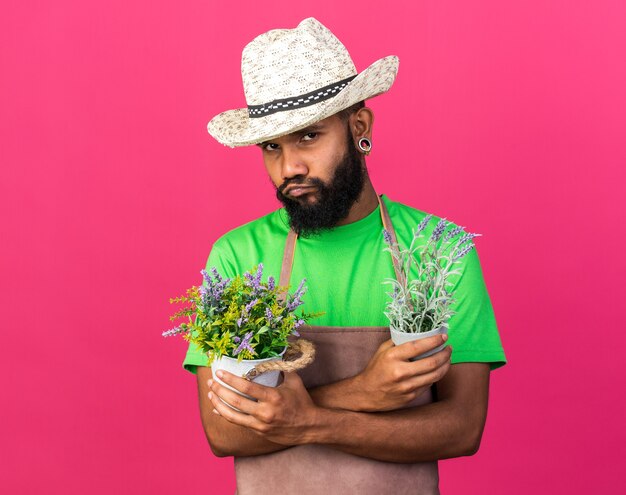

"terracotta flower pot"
[389,326,448,361]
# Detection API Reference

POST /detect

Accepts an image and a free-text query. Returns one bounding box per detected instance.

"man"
[183,17,507,495]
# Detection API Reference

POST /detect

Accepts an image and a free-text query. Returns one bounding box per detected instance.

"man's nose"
[280,146,308,180]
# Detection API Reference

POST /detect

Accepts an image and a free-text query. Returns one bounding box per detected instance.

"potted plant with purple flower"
[163,264,321,409]
[382,217,481,361]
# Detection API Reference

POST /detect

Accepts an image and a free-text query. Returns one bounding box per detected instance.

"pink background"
[2,1,624,493]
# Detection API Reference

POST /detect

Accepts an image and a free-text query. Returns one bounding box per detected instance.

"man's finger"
[403,345,452,376]
[403,356,452,391]
[391,334,449,361]
[280,371,304,388]
[210,378,261,416]
[211,386,261,428]
[215,369,271,402]
[378,339,395,351]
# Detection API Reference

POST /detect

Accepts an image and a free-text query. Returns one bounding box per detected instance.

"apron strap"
[278,229,298,297]
[278,194,402,300]
[378,194,404,286]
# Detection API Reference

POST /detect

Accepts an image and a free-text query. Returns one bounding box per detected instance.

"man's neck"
[334,179,379,227]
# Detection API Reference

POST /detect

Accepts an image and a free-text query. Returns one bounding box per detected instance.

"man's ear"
[350,107,374,140]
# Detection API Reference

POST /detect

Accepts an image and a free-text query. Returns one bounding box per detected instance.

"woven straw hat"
[207,17,399,148]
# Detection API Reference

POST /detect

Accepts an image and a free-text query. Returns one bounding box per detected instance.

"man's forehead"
[256,118,337,146]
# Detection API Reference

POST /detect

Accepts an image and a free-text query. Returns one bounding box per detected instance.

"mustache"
[277,177,324,195]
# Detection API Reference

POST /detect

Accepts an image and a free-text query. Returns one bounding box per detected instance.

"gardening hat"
[207,17,399,148]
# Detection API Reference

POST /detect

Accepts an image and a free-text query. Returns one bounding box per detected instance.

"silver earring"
[357,137,372,155]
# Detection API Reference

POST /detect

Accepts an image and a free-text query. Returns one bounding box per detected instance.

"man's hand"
[351,335,452,412]
[208,370,322,446]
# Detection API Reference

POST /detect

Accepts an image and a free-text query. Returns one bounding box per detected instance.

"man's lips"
[283,185,316,197]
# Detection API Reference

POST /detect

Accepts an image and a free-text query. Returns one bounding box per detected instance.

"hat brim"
[207,55,399,148]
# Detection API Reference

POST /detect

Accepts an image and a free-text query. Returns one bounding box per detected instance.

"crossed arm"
[196,339,490,463]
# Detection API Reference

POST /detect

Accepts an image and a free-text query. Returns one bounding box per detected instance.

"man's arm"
[309,362,490,463]
[197,366,289,457]
[209,362,491,463]
[199,335,451,457]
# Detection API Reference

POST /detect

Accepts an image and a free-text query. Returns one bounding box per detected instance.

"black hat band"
[247,75,357,118]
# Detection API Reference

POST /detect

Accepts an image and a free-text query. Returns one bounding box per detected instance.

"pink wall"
[2,1,624,493]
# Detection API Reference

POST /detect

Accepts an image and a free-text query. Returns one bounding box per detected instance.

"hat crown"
[241,18,357,106]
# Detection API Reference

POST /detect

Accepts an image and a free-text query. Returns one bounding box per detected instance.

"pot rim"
[389,326,448,337]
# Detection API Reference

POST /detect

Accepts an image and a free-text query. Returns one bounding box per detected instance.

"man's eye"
[302,132,318,141]
[264,143,279,151]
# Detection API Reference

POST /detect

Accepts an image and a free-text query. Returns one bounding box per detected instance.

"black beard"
[275,130,366,238]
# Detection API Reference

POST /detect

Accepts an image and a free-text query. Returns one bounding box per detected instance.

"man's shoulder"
[385,195,459,230]
[206,207,289,276]
[384,195,468,256]
[211,206,288,251]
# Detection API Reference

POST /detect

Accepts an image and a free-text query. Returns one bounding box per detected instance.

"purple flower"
[265,307,274,321]
[291,319,305,337]
[237,299,257,327]
[233,331,255,356]
[430,218,448,242]
[212,278,229,301]
[443,225,465,243]
[200,269,214,299]
[162,326,185,338]
[267,276,275,291]
[457,232,481,246]
[453,243,475,261]
[244,263,264,293]
[287,278,307,312]
[287,298,304,312]
[295,278,306,296]
[199,267,230,309]
[210,267,223,283]
[200,269,212,285]
[245,298,258,313]
[236,312,249,327]
[382,229,393,245]
[233,336,241,343]
[414,214,432,237]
